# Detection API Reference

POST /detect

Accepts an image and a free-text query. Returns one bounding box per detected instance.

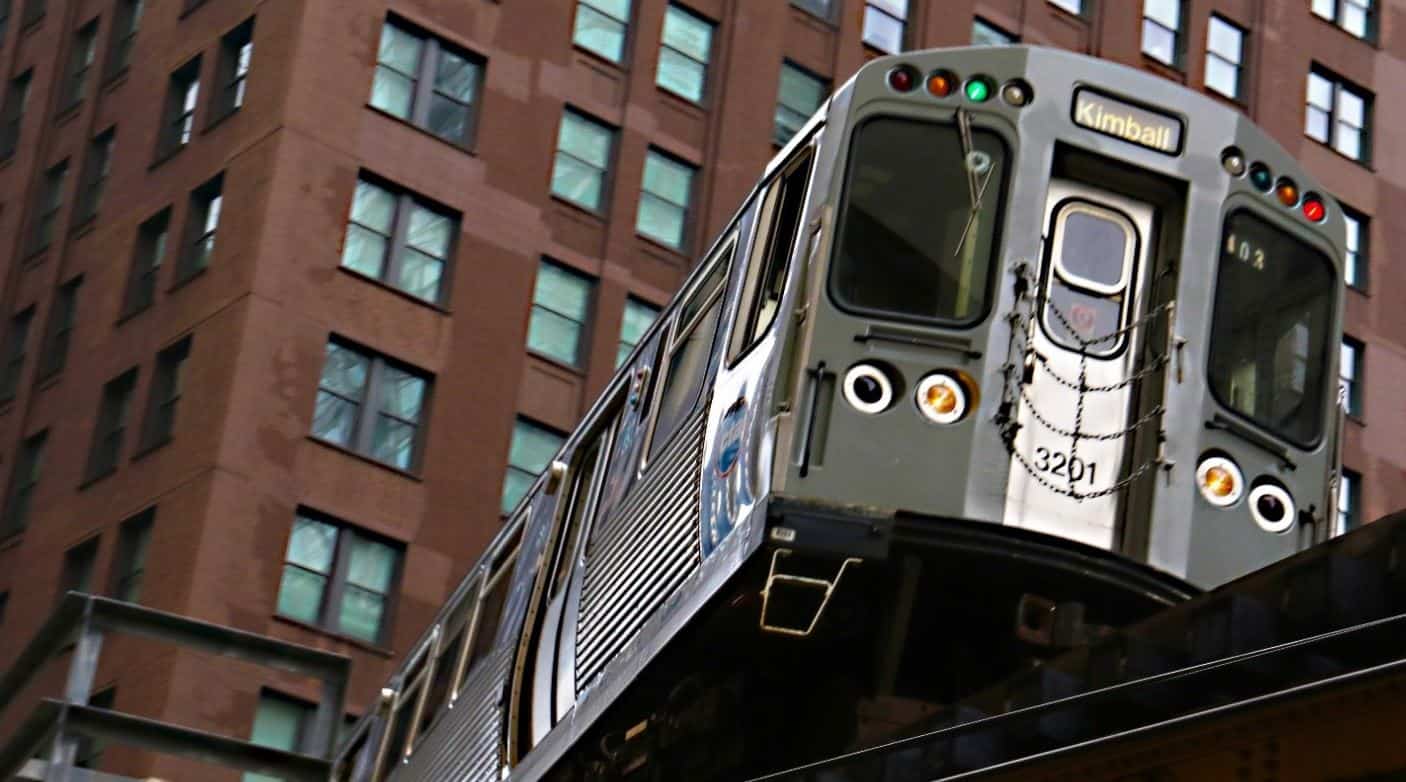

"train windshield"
[830,115,1007,325]
[1208,210,1336,446]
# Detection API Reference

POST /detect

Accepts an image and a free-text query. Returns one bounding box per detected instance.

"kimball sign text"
[1072,88,1184,155]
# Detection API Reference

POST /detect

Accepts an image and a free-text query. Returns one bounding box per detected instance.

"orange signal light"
[927,72,955,98]
[1276,181,1299,208]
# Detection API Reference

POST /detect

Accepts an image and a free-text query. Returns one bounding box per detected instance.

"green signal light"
[965,79,991,102]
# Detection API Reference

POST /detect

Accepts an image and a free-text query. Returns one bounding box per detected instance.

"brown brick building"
[0,0,1399,777]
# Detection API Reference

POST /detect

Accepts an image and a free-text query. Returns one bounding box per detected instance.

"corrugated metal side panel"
[575,411,705,691]
[390,649,510,782]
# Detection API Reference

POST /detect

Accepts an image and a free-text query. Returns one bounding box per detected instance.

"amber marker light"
[927,71,956,98]
[915,374,968,425]
[1275,178,1299,208]
[1195,455,1244,507]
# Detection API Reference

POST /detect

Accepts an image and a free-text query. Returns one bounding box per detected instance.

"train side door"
[1003,180,1157,550]
[508,411,616,760]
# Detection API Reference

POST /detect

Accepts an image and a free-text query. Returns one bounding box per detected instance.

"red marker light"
[888,66,917,93]
[1302,194,1326,222]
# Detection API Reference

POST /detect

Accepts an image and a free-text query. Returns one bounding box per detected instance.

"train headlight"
[915,374,968,425]
[1248,482,1295,533]
[1196,455,1243,507]
[842,363,895,414]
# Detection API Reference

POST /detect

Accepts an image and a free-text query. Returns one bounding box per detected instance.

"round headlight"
[915,374,968,425]
[1249,482,1295,533]
[1196,455,1244,507]
[842,363,894,415]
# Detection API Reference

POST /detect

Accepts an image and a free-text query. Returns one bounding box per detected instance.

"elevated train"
[334,45,1347,782]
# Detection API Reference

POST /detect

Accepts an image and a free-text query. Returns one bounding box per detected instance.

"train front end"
[773,46,1346,593]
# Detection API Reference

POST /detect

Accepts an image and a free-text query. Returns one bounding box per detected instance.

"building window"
[1312,0,1374,40]
[616,297,659,367]
[523,263,593,372]
[20,0,39,27]
[775,62,826,146]
[243,690,315,782]
[75,128,115,224]
[312,340,430,471]
[0,430,44,537]
[973,17,1016,45]
[1342,204,1367,290]
[341,176,456,304]
[140,337,190,450]
[1338,468,1361,534]
[527,260,593,367]
[551,109,616,212]
[0,70,29,160]
[37,276,80,380]
[1205,16,1245,100]
[123,209,169,316]
[656,4,713,103]
[370,19,484,148]
[61,21,98,109]
[58,536,100,602]
[156,56,200,159]
[862,0,908,54]
[573,0,631,64]
[212,18,254,120]
[85,368,138,482]
[105,0,143,79]
[1340,337,1363,418]
[791,0,832,20]
[0,308,32,401]
[1306,68,1372,163]
[636,149,695,250]
[1142,0,1184,67]
[110,508,153,603]
[502,418,564,514]
[28,159,67,256]
[177,174,222,282]
[276,511,401,644]
[1048,0,1083,15]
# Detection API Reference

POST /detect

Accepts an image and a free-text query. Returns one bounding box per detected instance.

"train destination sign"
[1072,88,1183,155]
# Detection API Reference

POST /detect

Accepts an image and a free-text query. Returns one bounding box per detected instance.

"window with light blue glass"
[528,260,594,366]
[617,297,659,367]
[972,17,1015,45]
[342,176,456,304]
[276,511,400,644]
[1141,0,1185,68]
[573,0,631,63]
[502,418,564,514]
[312,340,429,472]
[243,692,313,782]
[637,149,695,250]
[862,0,907,54]
[775,62,826,146]
[551,109,616,212]
[656,4,713,102]
[370,19,484,147]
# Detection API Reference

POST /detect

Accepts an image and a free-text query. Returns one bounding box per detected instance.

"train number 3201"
[1033,447,1099,484]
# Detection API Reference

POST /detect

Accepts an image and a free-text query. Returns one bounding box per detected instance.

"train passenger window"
[728,148,814,365]
[376,646,429,777]
[830,115,1008,325]
[1208,210,1335,447]
[647,241,733,463]
[461,527,522,681]
[415,579,479,744]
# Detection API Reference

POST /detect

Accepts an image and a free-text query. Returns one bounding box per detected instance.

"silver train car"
[333,46,1347,782]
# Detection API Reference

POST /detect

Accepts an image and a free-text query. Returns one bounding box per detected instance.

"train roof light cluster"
[1224,147,1326,224]
[885,65,1031,107]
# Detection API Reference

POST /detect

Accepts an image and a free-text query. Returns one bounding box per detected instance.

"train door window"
[646,241,733,463]
[1042,201,1137,356]
[375,645,430,778]
[1208,210,1335,446]
[414,576,480,747]
[728,147,814,366]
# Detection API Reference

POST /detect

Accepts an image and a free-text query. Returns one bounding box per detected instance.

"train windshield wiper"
[954,107,995,257]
